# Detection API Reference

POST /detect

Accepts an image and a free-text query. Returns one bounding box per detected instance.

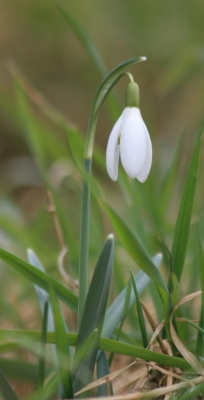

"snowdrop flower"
[106,82,152,182]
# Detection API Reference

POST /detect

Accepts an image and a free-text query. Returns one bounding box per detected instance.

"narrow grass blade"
[0,329,191,370]
[171,122,204,281]
[97,352,113,396]
[74,235,114,394]
[38,301,48,390]
[178,318,204,334]
[179,380,204,400]
[0,247,78,311]
[99,338,189,370]
[108,276,132,366]
[0,369,19,400]
[0,358,44,382]
[27,248,68,397]
[159,132,185,216]
[56,6,107,77]
[103,203,168,306]
[56,6,121,120]
[196,222,204,356]
[130,271,148,348]
[102,254,162,339]
[49,285,73,399]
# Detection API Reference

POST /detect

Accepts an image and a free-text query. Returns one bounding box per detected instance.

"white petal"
[136,125,152,182]
[106,113,123,181]
[120,108,147,179]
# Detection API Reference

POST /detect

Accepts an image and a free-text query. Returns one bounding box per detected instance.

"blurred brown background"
[0,0,204,159]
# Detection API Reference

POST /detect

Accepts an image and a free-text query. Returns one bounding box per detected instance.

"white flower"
[106,107,152,182]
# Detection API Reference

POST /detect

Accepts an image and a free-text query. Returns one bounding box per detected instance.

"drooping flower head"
[106,81,152,182]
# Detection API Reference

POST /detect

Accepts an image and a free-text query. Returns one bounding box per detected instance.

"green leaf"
[27,249,68,398]
[0,358,43,382]
[49,284,73,399]
[108,276,132,366]
[179,380,204,400]
[130,270,148,348]
[73,235,114,395]
[0,329,191,370]
[0,247,78,312]
[196,223,204,356]
[102,203,168,306]
[56,5,121,120]
[57,6,107,77]
[0,369,19,400]
[97,352,113,396]
[38,301,48,390]
[171,121,204,281]
[102,254,162,339]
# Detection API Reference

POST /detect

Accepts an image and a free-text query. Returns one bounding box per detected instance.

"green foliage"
[73,235,114,395]
[171,122,204,282]
[0,3,204,399]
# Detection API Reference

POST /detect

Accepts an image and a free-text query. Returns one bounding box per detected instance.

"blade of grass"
[0,247,78,311]
[103,203,168,307]
[56,5,121,120]
[130,270,148,348]
[28,248,70,398]
[171,121,204,281]
[0,330,192,370]
[102,254,162,340]
[73,234,114,394]
[49,284,73,399]
[97,352,113,396]
[38,301,48,390]
[179,380,204,400]
[196,222,204,356]
[108,276,132,366]
[0,369,19,400]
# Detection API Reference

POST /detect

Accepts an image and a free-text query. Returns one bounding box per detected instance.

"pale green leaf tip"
[27,248,33,257]
[107,234,114,241]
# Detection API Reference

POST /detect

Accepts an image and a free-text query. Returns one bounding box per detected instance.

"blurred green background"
[0,0,203,330]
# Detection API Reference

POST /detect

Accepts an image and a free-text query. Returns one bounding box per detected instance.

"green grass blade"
[0,330,191,370]
[0,358,44,382]
[99,338,189,370]
[49,285,73,399]
[108,276,132,366]
[180,318,204,334]
[38,301,48,390]
[102,254,162,339]
[130,271,148,348]
[56,5,121,121]
[0,369,19,400]
[196,222,204,355]
[0,247,78,312]
[103,203,168,305]
[171,121,204,281]
[28,248,67,397]
[179,380,204,400]
[97,352,113,396]
[74,235,114,394]
[57,6,107,77]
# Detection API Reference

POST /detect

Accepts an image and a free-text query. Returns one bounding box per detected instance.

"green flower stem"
[78,57,147,328]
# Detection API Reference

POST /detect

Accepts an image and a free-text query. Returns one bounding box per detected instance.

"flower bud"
[125,82,140,108]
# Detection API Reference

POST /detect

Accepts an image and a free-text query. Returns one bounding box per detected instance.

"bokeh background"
[0,0,203,332]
